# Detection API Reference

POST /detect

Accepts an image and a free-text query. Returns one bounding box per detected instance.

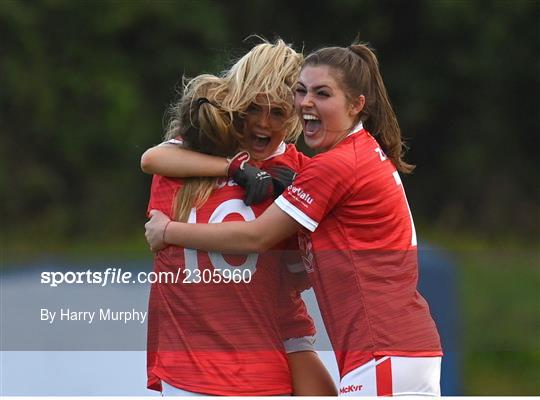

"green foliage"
[1,0,229,239]
[2,0,538,241]
[457,249,540,394]
[2,0,538,243]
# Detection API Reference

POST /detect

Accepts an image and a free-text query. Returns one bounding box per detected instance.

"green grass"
[420,226,540,395]
[457,250,540,395]
[2,234,151,268]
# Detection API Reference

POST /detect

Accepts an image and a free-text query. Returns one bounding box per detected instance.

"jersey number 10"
[183,199,259,282]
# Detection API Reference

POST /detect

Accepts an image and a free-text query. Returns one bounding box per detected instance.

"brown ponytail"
[304,43,414,173]
[164,74,243,222]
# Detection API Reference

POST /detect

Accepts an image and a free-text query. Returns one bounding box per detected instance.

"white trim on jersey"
[346,121,364,137]
[283,335,316,353]
[160,138,183,146]
[275,195,318,232]
[263,141,286,160]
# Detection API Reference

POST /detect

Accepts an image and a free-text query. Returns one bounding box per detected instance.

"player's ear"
[348,95,365,117]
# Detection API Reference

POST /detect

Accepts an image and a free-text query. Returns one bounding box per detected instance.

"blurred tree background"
[1,0,539,395]
[1,0,538,243]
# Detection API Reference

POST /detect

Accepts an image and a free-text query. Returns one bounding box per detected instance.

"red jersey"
[146,143,314,395]
[276,128,442,377]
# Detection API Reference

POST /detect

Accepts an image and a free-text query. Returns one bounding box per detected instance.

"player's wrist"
[221,157,230,177]
[162,220,172,245]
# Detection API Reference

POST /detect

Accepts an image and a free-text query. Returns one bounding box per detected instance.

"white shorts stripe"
[339,356,441,396]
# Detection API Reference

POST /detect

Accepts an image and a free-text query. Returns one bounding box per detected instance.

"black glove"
[227,152,273,206]
[266,166,296,197]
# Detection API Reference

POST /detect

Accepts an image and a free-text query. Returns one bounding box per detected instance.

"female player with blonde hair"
[141,38,304,177]
[144,39,336,396]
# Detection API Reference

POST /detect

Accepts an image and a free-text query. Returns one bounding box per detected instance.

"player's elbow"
[258,236,276,253]
[250,238,272,253]
[243,240,271,254]
[140,149,156,174]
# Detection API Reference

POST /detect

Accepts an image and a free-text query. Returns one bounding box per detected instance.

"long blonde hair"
[303,43,414,173]
[164,39,304,221]
[220,39,304,142]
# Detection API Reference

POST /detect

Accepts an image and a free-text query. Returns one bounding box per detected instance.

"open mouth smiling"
[303,114,321,135]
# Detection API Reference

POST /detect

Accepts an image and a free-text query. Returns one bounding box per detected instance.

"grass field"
[422,227,540,395]
[458,250,540,395]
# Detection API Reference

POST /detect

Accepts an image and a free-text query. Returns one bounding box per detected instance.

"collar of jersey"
[262,141,286,161]
[347,121,364,137]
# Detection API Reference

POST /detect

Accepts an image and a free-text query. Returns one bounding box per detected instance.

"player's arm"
[145,203,299,254]
[140,143,228,177]
[278,267,336,395]
[287,351,337,396]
